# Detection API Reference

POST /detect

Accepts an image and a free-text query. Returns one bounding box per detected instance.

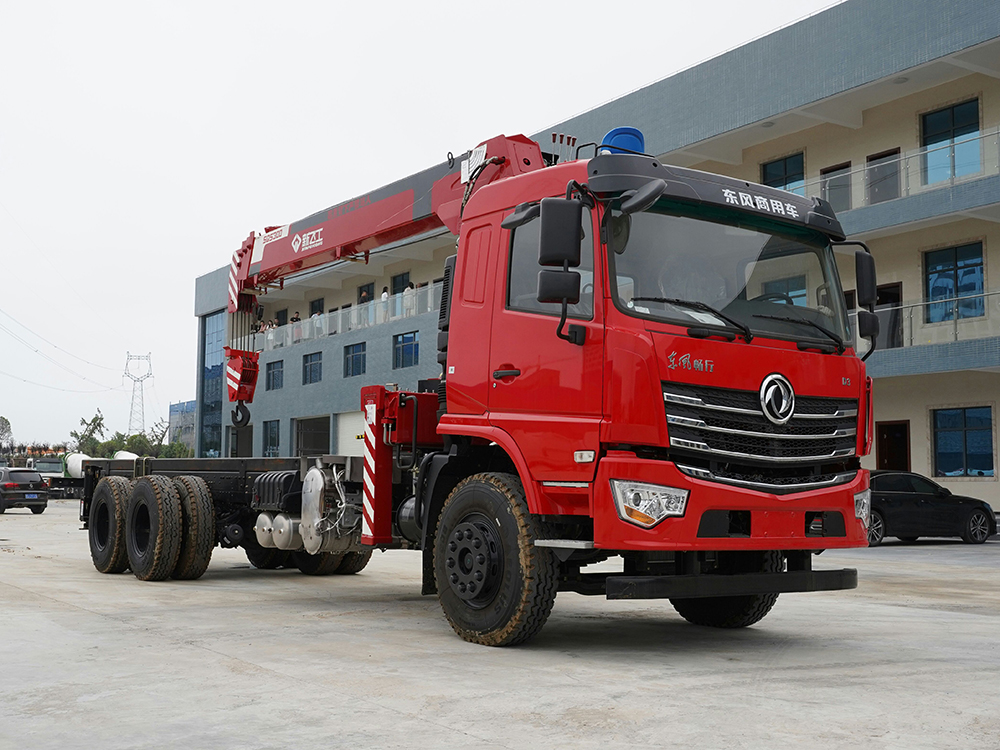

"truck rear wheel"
[88,476,133,574]
[334,550,373,575]
[126,476,184,582]
[433,472,558,647]
[244,546,290,569]
[670,551,782,628]
[293,551,344,575]
[171,476,216,580]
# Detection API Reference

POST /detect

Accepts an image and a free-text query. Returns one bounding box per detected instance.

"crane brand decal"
[291,228,323,254]
[722,189,800,218]
[330,195,371,218]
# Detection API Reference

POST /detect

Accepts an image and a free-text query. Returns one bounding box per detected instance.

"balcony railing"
[256,282,442,352]
[802,127,1000,212]
[848,290,1000,355]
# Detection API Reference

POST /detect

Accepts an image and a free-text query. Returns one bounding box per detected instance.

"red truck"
[82,127,880,646]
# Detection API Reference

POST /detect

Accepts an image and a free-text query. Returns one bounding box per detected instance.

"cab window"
[506,208,594,319]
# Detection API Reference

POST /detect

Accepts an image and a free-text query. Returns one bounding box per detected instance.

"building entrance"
[876,420,910,471]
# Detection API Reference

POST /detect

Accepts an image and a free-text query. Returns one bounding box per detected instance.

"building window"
[275,308,288,327]
[265,360,283,391]
[344,342,366,377]
[198,310,225,458]
[302,352,322,385]
[933,407,994,477]
[309,298,325,317]
[263,420,280,457]
[866,149,900,204]
[820,162,851,214]
[761,153,804,196]
[762,275,807,306]
[924,242,984,323]
[922,99,980,185]
[393,331,419,369]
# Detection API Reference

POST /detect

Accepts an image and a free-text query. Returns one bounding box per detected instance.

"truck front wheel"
[88,476,133,574]
[433,472,557,646]
[670,551,782,628]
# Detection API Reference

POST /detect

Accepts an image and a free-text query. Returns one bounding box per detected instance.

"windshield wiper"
[632,297,753,342]
[752,312,845,354]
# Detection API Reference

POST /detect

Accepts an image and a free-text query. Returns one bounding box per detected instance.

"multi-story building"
[167,400,196,454]
[195,0,999,502]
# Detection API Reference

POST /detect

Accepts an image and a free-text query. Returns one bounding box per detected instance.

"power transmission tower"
[124,352,153,435]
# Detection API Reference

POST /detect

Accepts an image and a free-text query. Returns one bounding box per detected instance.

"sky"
[0,0,844,445]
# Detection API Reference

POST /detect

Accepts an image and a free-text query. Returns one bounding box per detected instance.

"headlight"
[610,480,689,528]
[854,489,871,528]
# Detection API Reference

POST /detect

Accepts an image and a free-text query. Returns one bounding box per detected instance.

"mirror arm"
[554,261,585,346]
[861,331,877,362]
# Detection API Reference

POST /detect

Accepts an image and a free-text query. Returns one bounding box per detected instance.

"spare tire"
[126,476,183,581]
[89,476,133,574]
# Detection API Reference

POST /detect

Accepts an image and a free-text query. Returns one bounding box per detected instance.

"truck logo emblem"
[760,373,794,424]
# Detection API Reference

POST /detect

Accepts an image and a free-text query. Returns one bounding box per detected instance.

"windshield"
[607,202,851,345]
[35,460,62,472]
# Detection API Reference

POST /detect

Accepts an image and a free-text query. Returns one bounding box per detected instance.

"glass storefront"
[199,311,225,457]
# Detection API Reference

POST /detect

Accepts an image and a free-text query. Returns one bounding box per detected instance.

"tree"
[124,433,153,457]
[160,441,194,459]
[0,416,12,454]
[70,410,106,457]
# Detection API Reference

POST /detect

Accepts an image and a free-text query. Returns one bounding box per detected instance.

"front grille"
[664,382,857,464]
[664,381,859,493]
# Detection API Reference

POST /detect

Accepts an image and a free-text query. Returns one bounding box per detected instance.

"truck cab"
[438,147,878,554]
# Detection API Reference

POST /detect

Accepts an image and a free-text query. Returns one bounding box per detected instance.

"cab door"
[487,208,604,483]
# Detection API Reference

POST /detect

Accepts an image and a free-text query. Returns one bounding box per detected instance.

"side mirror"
[537,270,581,305]
[620,178,666,215]
[856,250,877,310]
[538,198,582,267]
[857,310,880,340]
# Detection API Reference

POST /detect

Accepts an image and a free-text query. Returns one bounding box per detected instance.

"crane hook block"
[232,401,251,428]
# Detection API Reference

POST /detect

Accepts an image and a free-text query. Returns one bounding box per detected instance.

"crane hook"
[231,401,251,428]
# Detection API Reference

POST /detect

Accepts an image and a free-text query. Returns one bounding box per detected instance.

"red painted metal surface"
[223,347,259,403]
[591,456,869,550]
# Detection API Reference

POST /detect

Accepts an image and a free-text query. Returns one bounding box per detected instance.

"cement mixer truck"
[30,453,90,499]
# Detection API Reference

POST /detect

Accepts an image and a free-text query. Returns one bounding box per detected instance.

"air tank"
[65,452,91,479]
[254,512,276,548]
[271,513,303,551]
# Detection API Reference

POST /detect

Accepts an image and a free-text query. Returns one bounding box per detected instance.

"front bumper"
[593,457,869,550]
[607,567,857,599]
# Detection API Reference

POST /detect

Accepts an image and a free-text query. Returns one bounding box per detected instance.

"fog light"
[611,480,688,529]
[854,489,871,528]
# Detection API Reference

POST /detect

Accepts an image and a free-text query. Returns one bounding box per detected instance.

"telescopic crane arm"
[225,134,545,425]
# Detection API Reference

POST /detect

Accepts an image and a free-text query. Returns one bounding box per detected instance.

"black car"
[0,467,49,514]
[867,470,996,546]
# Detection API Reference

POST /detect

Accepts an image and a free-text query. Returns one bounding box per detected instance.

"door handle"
[493,369,521,379]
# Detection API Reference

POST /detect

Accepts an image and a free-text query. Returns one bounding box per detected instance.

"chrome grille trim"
[663,392,762,416]
[666,414,856,441]
[663,392,856,420]
[676,464,858,491]
[670,437,855,463]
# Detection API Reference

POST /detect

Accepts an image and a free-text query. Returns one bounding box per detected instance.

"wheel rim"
[970,512,989,543]
[868,514,884,544]
[95,501,110,550]
[444,513,503,609]
[132,503,151,555]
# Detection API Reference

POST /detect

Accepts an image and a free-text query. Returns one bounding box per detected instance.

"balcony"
[255,282,443,352]
[803,127,999,215]
[849,290,1000,377]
